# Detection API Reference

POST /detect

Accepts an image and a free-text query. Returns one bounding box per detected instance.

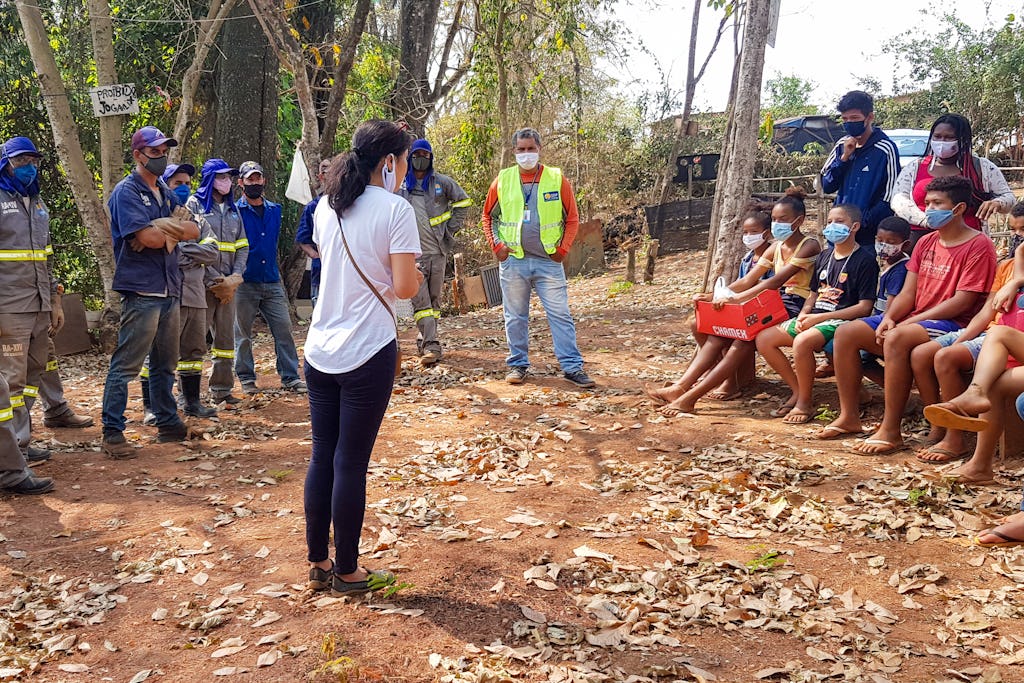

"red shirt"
[908,230,996,326]
[911,159,983,230]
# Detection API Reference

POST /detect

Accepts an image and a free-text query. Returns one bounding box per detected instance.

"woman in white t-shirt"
[304,120,423,595]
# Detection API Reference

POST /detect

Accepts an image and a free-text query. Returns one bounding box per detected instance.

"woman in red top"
[891,114,1014,249]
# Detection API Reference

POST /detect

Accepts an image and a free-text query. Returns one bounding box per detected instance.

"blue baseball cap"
[3,137,43,159]
[201,158,238,178]
[131,126,178,152]
[161,163,195,182]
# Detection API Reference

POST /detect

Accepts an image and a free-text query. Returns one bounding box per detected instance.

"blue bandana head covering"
[194,158,238,213]
[404,138,434,192]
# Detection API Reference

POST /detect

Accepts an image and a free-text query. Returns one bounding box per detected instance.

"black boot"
[181,375,217,418]
[140,378,157,426]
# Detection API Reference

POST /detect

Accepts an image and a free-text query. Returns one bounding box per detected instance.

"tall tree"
[14,0,120,314]
[86,0,123,202]
[705,0,772,286]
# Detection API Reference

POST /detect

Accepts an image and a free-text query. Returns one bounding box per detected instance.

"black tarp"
[772,115,845,153]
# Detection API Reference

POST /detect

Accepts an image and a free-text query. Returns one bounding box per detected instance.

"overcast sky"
[607,0,1021,115]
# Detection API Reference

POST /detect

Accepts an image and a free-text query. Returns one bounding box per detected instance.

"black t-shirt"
[809,244,879,314]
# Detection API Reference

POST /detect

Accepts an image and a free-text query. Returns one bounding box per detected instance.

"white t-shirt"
[304,186,421,374]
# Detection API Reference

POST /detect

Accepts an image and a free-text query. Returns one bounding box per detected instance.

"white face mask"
[930,139,959,160]
[381,154,397,193]
[515,152,540,170]
[742,233,766,250]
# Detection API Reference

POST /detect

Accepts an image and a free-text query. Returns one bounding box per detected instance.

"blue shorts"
[859,314,962,338]
[935,330,986,362]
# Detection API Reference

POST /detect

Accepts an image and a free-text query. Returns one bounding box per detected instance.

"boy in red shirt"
[817,176,997,454]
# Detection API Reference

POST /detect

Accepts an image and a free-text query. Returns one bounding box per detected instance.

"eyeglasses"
[9,155,40,168]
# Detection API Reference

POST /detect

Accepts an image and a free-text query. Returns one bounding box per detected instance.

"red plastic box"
[695,290,788,341]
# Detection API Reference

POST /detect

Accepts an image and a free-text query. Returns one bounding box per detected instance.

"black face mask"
[143,155,168,177]
[411,157,431,172]
[1011,234,1024,256]
[242,183,264,199]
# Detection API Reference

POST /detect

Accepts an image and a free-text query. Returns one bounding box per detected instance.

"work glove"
[209,273,243,304]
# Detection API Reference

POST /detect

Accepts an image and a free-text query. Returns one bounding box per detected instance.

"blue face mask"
[173,184,191,203]
[822,222,851,245]
[842,119,867,138]
[12,165,37,188]
[924,208,955,229]
[771,221,795,241]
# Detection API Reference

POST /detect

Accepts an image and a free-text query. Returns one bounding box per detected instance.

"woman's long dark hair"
[326,119,412,214]
[926,113,994,208]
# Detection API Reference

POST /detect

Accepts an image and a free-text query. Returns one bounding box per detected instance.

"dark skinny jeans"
[303,342,396,573]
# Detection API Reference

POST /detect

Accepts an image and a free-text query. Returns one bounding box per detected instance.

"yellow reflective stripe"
[0,407,11,422]
[201,236,218,245]
[211,347,235,359]
[433,310,441,319]
[45,244,54,255]
[0,249,52,261]
[413,309,433,322]
[176,361,204,372]
[450,198,473,208]
[10,395,24,408]
[23,385,38,398]
[46,359,58,372]
[234,238,249,249]
[139,367,150,379]
[201,236,247,252]
[428,211,452,227]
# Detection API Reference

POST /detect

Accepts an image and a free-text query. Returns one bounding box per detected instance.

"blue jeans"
[102,294,183,434]
[304,343,396,573]
[234,281,301,385]
[499,256,583,373]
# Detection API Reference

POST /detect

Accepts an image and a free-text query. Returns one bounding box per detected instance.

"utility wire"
[6,0,330,24]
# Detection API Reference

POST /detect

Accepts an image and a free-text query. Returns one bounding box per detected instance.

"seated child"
[755,204,878,423]
[860,216,912,385]
[816,176,997,453]
[648,187,821,416]
[919,202,1024,463]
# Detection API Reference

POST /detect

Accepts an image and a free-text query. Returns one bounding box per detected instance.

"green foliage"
[745,549,785,572]
[763,73,819,119]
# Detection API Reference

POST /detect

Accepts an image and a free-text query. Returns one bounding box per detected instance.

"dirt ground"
[2,250,1024,683]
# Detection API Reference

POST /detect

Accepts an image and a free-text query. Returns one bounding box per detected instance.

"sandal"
[923,402,989,433]
[309,560,334,591]
[331,568,396,596]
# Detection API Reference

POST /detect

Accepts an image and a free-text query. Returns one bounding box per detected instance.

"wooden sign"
[89,83,139,117]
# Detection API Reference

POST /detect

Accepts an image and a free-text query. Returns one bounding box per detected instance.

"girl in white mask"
[890,114,1014,250]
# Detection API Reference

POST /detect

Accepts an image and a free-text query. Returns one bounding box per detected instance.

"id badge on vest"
[523,207,531,222]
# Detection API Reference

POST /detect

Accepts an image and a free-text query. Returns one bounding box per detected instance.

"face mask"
[771,221,794,241]
[516,152,540,170]
[381,154,397,193]
[842,120,867,138]
[924,208,955,229]
[213,177,233,195]
[242,183,264,199]
[930,140,959,160]
[143,155,168,177]
[1011,234,1024,255]
[173,185,191,203]
[12,165,37,188]
[822,222,851,245]
[875,241,903,260]
[742,233,766,250]
[411,156,431,172]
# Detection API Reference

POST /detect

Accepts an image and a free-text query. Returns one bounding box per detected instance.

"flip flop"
[915,446,969,463]
[944,472,998,486]
[851,438,905,456]
[769,404,794,418]
[975,528,1024,548]
[816,425,863,441]
[707,390,742,401]
[782,410,813,424]
[923,403,990,433]
[814,364,835,379]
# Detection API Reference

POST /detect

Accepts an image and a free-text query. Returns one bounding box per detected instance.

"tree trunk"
[86,0,123,203]
[706,0,772,286]
[15,0,120,315]
[491,3,511,167]
[170,0,239,159]
[318,0,371,158]
[391,0,441,135]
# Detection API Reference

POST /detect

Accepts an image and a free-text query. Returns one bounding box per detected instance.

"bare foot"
[769,396,797,418]
[852,428,904,455]
[820,417,863,439]
[915,432,967,463]
[976,518,1024,546]
[814,361,834,378]
[948,385,993,417]
[946,459,996,484]
[782,401,815,424]
[644,382,687,405]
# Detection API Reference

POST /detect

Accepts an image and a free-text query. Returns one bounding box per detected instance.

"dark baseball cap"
[161,163,195,182]
[131,126,178,152]
[239,161,264,179]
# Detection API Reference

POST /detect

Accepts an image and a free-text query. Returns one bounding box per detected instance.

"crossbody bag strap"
[336,211,398,331]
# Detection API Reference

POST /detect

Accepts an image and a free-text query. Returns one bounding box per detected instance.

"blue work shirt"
[108,170,183,296]
[296,196,321,291]
[237,196,283,283]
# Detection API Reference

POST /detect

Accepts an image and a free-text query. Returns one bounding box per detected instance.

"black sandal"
[308,560,334,591]
[330,569,396,596]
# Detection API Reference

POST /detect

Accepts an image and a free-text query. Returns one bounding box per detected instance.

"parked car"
[886,128,930,168]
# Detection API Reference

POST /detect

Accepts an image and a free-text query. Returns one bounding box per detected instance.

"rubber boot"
[181,374,217,418]
[140,378,157,426]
